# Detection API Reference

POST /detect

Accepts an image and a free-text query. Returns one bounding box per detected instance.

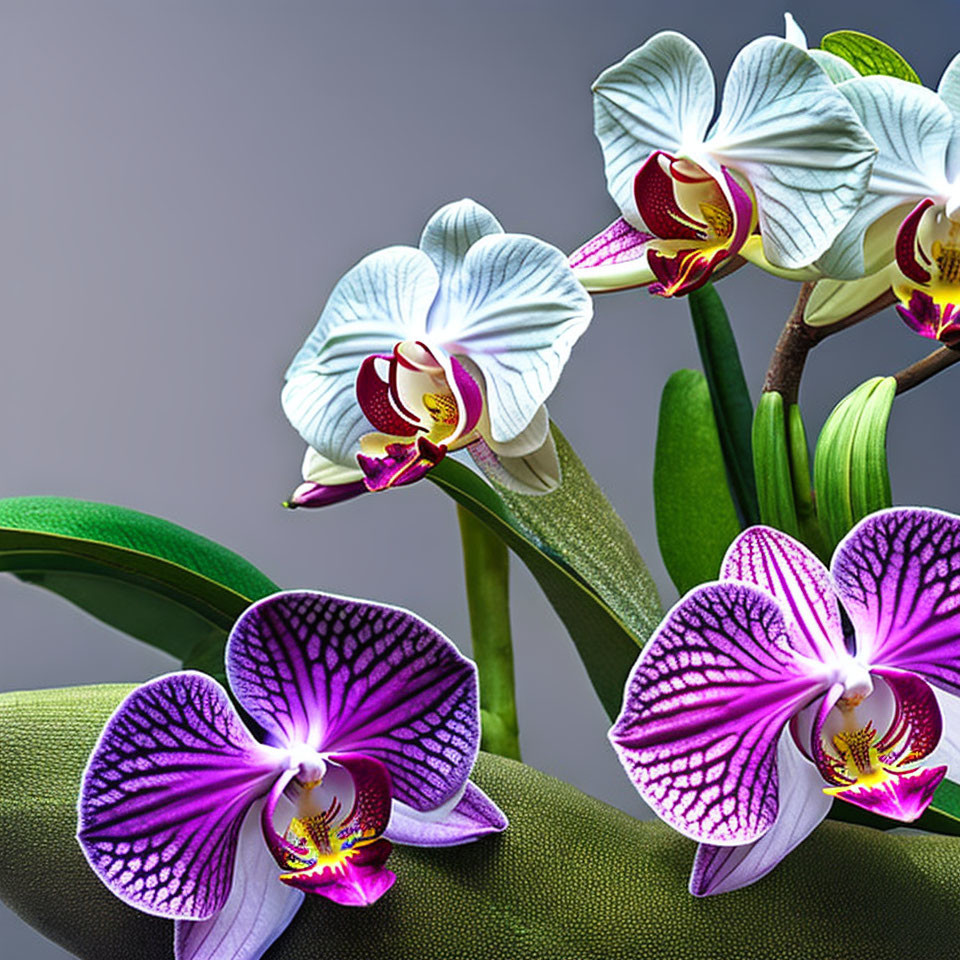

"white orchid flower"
[803,59,960,338]
[569,29,877,296]
[281,200,592,507]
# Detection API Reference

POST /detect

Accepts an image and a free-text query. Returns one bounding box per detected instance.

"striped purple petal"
[722,526,848,665]
[384,781,508,846]
[78,672,285,920]
[174,799,304,960]
[832,508,960,694]
[609,583,830,844]
[689,732,832,896]
[227,591,480,812]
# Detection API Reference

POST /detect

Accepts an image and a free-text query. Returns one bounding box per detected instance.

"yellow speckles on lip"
[699,202,732,240]
[932,240,960,285]
[422,392,458,424]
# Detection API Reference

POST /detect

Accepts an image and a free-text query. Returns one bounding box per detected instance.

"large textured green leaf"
[0,497,278,671]
[430,424,662,721]
[820,31,921,83]
[654,370,741,594]
[5,684,960,960]
[688,283,759,526]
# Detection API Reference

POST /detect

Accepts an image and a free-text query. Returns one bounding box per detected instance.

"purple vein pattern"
[78,673,282,919]
[611,509,960,895]
[609,583,825,844]
[78,589,499,933]
[226,591,480,811]
[833,509,960,693]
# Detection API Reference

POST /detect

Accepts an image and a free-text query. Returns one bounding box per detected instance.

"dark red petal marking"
[610,583,829,845]
[356,354,419,437]
[895,199,935,285]
[447,355,482,437]
[226,591,480,812]
[357,437,446,491]
[634,151,706,241]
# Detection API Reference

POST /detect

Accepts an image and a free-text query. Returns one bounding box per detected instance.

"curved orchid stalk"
[281,199,592,506]
[569,29,876,295]
[804,63,960,337]
[610,508,960,896]
[77,591,506,960]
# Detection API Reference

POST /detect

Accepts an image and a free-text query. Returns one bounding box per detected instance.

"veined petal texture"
[938,53,960,121]
[609,583,829,845]
[77,673,284,920]
[721,526,848,665]
[817,77,953,279]
[384,781,508,846]
[426,232,592,443]
[689,732,832,896]
[593,32,715,226]
[281,246,439,465]
[707,37,877,269]
[226,591,480,812]
[832,508,960,695]
[936,54,960,182]
[174,800,304,960]
[419,198,504,290]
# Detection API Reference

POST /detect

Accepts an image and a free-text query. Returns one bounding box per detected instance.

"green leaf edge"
[429,455,649,722]
[820,30,922,83]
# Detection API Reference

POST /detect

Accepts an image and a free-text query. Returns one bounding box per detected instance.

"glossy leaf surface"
[0,497,279,675]
[654,370,741,594]
[688,284,759,526]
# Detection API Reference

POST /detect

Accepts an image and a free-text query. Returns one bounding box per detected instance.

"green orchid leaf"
[654,370,741,594]
[0,497,279,675]
[431,423,662,721]
[5,684,960,960]
[813,377,896,555]
[688,283,759,526]
[820,31,921,83]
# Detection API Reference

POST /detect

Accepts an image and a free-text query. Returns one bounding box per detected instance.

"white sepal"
[707,37,878,269]
[592,32,715,226]
[281,246,439,465]
[803,264,897,327]
[783,13,807,48]
[300,445,364,485]
[174,800,304,960]
[816,77,953,280]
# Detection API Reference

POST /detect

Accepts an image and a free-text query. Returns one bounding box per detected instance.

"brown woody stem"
[762,285,897,404]
[894,345,960,395]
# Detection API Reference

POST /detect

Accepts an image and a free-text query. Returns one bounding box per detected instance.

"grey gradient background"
[2,1,959,955]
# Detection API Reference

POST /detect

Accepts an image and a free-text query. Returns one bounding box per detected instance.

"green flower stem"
[456,504,521,760]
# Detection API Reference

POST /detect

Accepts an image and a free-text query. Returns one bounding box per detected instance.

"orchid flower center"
[633,150,754,297]
[800,670,947,822]
[353,340,484,493]
[893,200,960,345]
[261,752,393,894]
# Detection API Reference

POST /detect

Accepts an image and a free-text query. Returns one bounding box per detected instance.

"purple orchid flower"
[77,590,506,960]
[610,508,960,896]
